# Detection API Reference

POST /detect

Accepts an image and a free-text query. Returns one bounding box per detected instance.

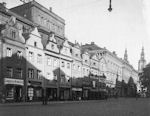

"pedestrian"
[42,95,47,105]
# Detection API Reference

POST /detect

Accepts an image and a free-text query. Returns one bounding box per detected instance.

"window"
[29,51,34,61]
[37,70,42,80]
[93,62,96,66]
[78,66,81,71]
[85,60,87,63]
[38,15,41,23]
[83,68,85,73]
[16,68,22,78]
[47,56,52,66]
[11,30,16,39]
[37,54,42,64]
[54,75,57,80]
[7,67,13,78]
[61,61,65,67]
[75,54,78,57]
[6,48,12,57]
[28,69,34,79]
[54,58,58,67]
[51,44,54,49]
[28,88,33,98]
[34,42,37,47]
[17,51,22,59]
[67,63,70,69]
[73,64,75,70]
[47,73,51,80]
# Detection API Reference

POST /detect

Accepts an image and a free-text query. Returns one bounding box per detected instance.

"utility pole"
[108,0,112,12]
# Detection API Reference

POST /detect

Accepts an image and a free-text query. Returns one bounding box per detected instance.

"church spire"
[138,46,146,72]
[140,46,145,60]
[124,48,128,61]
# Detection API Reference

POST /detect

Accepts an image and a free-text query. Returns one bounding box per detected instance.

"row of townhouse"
[0,1,138,103]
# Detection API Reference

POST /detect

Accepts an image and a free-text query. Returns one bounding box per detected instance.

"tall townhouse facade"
[69,42,83,100]
[59,39,72,100]
[0,3,34,102]
[81,49,90,99]
[25,27,44,101]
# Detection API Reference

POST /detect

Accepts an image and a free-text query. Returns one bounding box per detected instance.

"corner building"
[0,3,34,102]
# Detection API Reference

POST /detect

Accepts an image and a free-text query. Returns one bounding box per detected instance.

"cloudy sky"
[3,0,150,70]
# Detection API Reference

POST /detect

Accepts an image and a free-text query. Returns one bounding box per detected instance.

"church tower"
[124,48,128,62]
[138,46,146,72]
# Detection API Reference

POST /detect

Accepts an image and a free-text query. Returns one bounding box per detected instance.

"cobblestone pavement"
[0,98,149,116]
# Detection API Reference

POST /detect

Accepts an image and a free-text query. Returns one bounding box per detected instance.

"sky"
[2,0,150,70]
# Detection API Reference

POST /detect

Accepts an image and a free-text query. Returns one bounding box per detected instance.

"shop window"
[28,88,34,100]
[28,68,34,79]
[16,68,22,78]
[6,88,14,100]
[35,89,42,97]
[6,47,12,57]
[17,50,22,59]
[6,67,13,78]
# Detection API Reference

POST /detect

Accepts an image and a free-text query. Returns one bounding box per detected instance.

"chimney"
[49,7,52,12]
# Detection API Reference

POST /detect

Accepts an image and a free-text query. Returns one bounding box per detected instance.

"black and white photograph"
[0,0,149,116]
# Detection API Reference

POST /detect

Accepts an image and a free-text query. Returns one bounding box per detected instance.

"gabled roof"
[0,4,35,27]
[81,42,102,51]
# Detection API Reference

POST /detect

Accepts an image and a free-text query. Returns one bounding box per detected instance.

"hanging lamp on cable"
[108,0,112,12]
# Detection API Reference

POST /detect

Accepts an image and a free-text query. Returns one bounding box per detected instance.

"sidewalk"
[0,99,107,106]
[0,98,136,106]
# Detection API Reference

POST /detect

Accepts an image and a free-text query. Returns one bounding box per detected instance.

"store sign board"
[72,88,82,91]
[4,78,24,86]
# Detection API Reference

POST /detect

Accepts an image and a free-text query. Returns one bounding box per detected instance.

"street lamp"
[108,0,112,12]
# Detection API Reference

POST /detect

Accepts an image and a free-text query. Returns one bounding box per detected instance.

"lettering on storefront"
[72,88,82,91]
[4,78,24,86]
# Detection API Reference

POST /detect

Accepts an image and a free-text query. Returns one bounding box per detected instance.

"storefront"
[27,81,43,101]
[72,88,82,100]
[4,78,24,102]
[59,87,70,100]
[46,87,57,101]
[82,87,90,100]
[89,89,100,100]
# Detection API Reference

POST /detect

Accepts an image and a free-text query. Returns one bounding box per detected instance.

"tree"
[139,63,150,95]
[127,77,136,97]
